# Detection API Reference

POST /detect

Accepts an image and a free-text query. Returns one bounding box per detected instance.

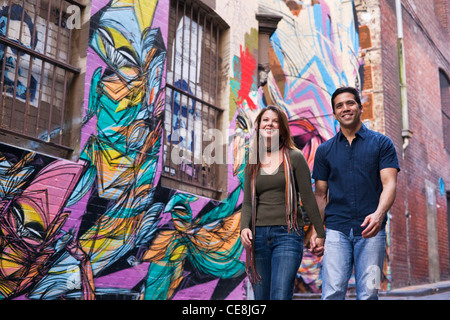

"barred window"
[0,0,87,159]
[163,0,227,198]
[440,69,450,153]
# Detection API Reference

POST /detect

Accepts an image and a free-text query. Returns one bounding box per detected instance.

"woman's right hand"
[309,227,325,256]
[240,228,253,249]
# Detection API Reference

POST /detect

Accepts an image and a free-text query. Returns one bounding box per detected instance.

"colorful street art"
[1,0,245,300]
[0,0,375,299]
[0,146,87,298]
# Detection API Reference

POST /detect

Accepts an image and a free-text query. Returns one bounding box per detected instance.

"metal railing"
[162,0,223,192]
[0,0,84,151]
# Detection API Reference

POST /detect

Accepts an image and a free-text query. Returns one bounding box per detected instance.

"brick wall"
[379,0,450,288]
[434,0,449,31]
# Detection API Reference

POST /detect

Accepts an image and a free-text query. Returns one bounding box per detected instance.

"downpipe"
[396,0,412,286]
[396,0,413,158]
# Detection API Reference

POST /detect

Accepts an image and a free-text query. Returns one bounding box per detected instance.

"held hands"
[309,228,325,257]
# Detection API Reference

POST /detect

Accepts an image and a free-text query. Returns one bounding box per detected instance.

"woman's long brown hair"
[246,105,297,179]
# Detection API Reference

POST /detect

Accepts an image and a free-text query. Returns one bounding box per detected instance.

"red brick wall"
[380,0,450,288]
[434,0,449,31]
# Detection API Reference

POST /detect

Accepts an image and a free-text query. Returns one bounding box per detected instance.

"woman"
[240,105,325,300]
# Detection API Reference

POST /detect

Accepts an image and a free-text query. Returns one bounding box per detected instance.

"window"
[0,0,88,159]
[163,0,227,199]
[440,69,450,153]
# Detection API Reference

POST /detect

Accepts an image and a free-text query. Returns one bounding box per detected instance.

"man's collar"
[337,122,367,141]
[356,122,368,139]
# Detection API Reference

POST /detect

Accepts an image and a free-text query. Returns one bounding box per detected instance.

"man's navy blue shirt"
[312,123,400,236]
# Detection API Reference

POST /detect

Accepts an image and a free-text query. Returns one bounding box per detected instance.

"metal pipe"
[396,0,412,157]
[396,0,412,286]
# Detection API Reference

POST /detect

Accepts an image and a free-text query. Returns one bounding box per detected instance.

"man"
[310,86,399,300]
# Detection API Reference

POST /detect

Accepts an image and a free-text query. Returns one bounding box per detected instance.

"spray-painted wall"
[1,0,367,299]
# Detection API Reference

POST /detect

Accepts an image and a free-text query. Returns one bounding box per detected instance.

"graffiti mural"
[1,0,376,299]
[1,0,245,300]
[0,145,87,298]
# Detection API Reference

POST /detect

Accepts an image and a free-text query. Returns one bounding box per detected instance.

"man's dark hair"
[331,86,362,112]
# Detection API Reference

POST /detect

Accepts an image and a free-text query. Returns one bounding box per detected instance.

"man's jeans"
[321,228,386,300]
[253,226,304,300]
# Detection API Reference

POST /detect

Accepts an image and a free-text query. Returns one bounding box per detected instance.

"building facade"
[376,0,450,288]
[0,0,448,300]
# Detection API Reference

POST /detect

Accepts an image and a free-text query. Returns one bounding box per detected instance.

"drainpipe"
[396,0,413,286]
[396,0,413,158]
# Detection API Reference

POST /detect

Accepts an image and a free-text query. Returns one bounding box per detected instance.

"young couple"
[240,87,400,300]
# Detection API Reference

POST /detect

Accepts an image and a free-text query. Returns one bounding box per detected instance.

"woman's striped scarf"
[246,147,299,284]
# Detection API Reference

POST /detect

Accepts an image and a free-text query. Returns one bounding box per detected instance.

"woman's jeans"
[321,228,386,300]
[253,226,304,300]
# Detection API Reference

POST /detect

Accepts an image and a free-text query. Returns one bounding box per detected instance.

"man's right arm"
[314,179,328,220]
